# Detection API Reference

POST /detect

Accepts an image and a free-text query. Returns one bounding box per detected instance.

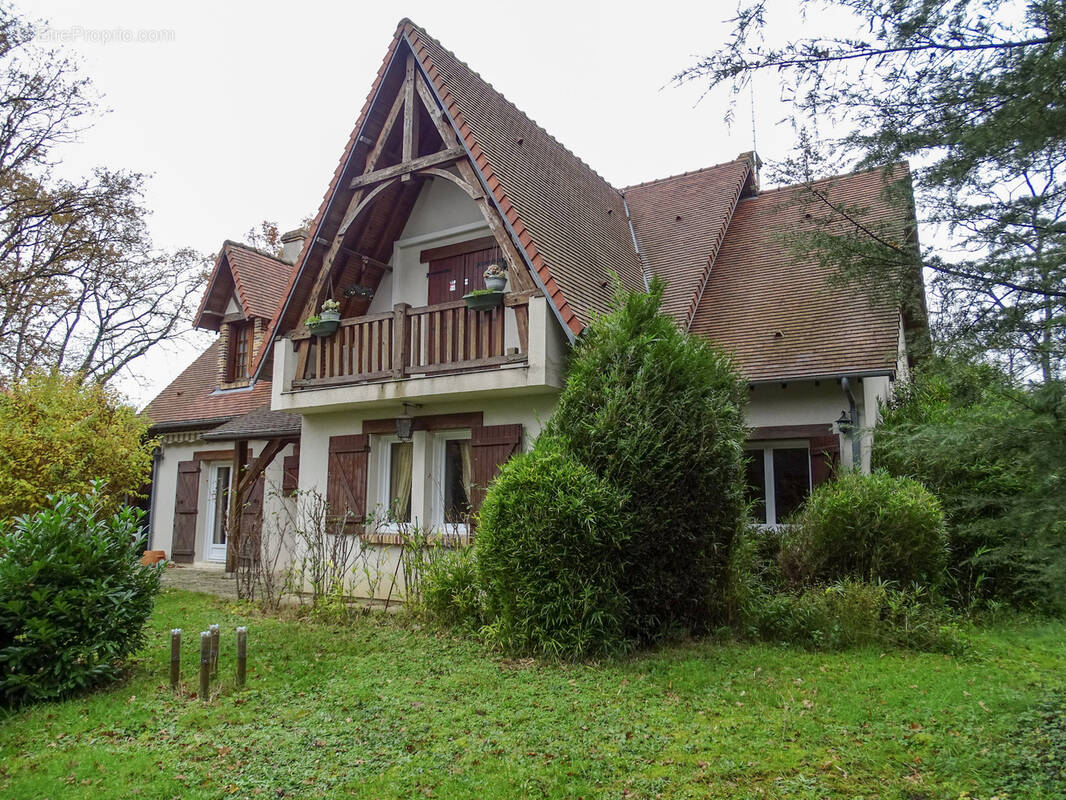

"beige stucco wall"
[149,434,295,565]
[746,375,895,471]
[367,176,488,315]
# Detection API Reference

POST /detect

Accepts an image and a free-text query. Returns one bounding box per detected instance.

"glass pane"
[772,448,810,523]
[213,467,230,545]
[388,442,412,523]
[444,439,471,524]
[744,450,767,524]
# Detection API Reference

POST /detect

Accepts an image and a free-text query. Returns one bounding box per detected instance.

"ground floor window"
[380,438,413,526]
[436,432,472,529]
[746,443,811,526]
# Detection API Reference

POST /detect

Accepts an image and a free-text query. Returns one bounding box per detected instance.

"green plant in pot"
[463,287,504,311]
[306,299,341,337]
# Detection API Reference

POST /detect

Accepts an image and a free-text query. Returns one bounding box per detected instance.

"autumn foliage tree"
[0,371,154,519]
[0,7,207,384]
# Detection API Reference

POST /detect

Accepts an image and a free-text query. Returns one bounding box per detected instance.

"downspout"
[840,377,862,468]
[146,445,162,550]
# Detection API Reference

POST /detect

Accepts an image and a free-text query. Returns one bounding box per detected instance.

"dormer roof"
[195,241,292,330]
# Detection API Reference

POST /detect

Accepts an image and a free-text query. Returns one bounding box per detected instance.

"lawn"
[1,589,1064,799]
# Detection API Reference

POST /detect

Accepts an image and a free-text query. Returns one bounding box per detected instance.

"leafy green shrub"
[546,277,747,643]
[0,487,162,704]
[0,371,155,519]
[475,436,630,658]
[780,470,948,587]
[875,358,1066,611]
[419,546,485,631]
[739,578,964,653]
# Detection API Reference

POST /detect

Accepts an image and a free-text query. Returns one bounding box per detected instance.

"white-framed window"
[373,435,413,530]
[745,440,812,526]
[429,429,473,533]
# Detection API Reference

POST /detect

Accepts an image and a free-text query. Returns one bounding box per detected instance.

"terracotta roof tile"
[623,158,754,325]
[223,242,291,320]
[143,342,274,429]
[201,403,301,441]
[404,22,646,324]
[690,165,909,382]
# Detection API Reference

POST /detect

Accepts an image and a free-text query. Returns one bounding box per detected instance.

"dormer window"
[228,321,253,382]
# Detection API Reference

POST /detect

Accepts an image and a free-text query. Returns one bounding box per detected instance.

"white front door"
[204,463,231,563]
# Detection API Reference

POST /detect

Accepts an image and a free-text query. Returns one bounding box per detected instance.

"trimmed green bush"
[419,546,485,631]
[0,487,162,705]
[780,470,948,587]
[546,278,748,642]
[475,436,630,658]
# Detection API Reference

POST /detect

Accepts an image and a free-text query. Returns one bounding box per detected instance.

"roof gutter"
[745,368,895,386]
[622,196,650,290]
[402,31,577,344]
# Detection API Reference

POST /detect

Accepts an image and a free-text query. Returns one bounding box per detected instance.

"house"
[144,19,923,570]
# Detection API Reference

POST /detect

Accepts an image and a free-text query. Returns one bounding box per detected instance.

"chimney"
[280,228,308,265]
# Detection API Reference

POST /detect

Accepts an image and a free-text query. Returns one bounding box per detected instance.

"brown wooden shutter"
[236,474,266,565]
[282,445,300,496]
[171,460,200,563]
[470,424,523,512]
[810,434,841,487]
[327,434,370,529]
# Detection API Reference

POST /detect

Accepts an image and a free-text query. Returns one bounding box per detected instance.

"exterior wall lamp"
[395,402,421,441]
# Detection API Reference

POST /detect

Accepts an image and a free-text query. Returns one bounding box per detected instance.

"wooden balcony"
[290,294,531,389]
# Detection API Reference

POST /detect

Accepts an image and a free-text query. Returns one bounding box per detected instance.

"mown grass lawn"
[1,589,1063,799]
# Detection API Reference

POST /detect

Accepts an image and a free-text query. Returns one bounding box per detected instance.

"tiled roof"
[195,242,292,328]
[690,165,909,383]
[623,157,754,325]
[224,242,291,320]
[142,341,274,429]
[201,403,301,441]
[405,22,646,329]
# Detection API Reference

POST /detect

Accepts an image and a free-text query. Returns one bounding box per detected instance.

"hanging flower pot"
[306,316,340,337]
[463,289,505,311]
[483,260,507,292]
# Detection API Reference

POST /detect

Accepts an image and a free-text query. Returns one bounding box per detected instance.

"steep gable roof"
[690,165,910,382]
[405,22,646,322]
[143,341,274,430]
[195,241,292,330]
[623,157,755,326]
[253,19,645,379]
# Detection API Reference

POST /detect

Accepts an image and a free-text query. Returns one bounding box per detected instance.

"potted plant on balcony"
[306,299,341,337]
[463,288,504,311]
[483,260,508,291]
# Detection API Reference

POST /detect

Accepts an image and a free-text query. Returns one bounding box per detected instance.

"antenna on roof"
[749,80,760,187]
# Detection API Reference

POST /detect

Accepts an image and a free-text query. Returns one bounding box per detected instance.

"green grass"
[1,589,1064,799]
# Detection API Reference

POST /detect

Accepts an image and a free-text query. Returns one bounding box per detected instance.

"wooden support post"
[169,629,181,691]
[199,631,210,701]
[235,626,247,689]
[226,440,249,573]
[209,624,220,677]
[392,303,409,378]
[401,54,418,182]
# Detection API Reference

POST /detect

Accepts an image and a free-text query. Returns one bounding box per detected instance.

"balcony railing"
[290,294,531,389]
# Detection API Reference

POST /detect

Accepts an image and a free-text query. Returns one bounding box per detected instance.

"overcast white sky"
[17,0,823,407]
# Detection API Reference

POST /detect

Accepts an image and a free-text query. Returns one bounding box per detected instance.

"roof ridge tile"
[622,156,751,193]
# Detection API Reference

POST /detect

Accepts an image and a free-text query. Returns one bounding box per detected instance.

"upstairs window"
[227,321,253,382]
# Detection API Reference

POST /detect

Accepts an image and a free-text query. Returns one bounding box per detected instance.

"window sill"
[360,531,472,548]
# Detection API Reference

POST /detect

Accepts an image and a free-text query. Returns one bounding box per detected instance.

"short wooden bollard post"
[169,629,181,690]
[209,624,220,677]
[199,631,211,701]
[235,626,247,689]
